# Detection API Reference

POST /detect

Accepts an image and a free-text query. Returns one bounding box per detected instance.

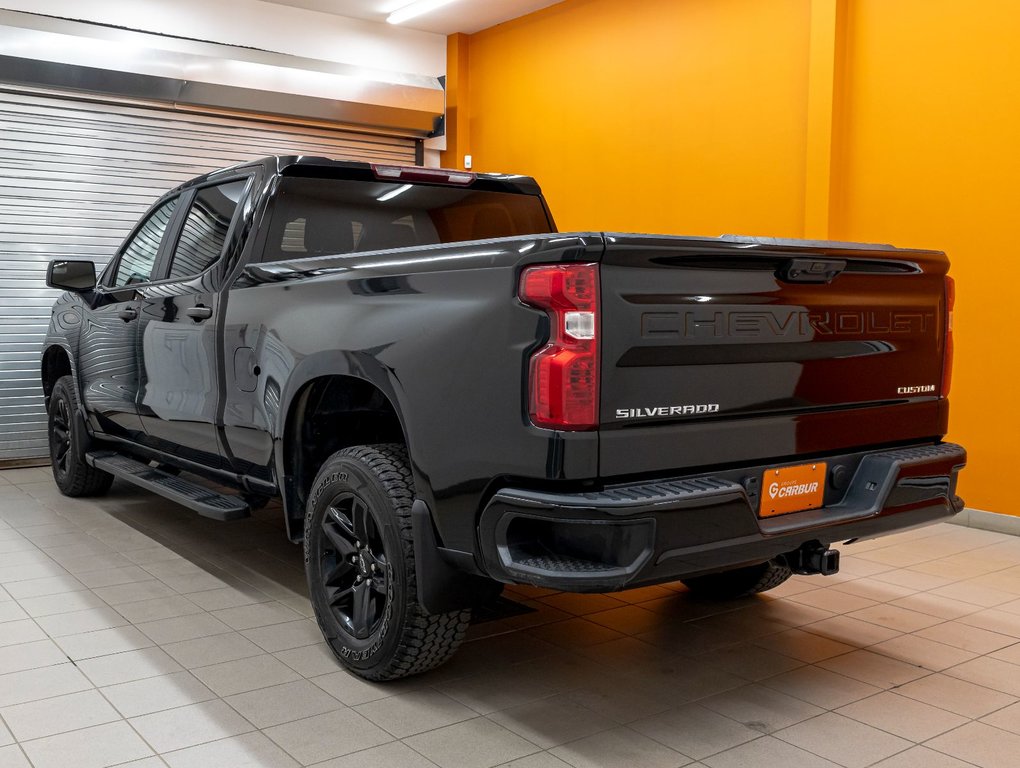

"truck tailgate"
[598,234,951,478]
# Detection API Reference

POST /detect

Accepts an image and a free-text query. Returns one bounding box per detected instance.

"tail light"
[941,275,955,398]
[519,263,600,430]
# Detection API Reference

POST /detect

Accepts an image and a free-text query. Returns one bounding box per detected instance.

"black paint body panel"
[43,156,963,593]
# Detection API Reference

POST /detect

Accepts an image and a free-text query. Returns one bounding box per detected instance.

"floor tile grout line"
[683,673,966,749]
[0,709,14,748]
[39,489,309,598]
[866,740,982,768]
[769,724,889,768]
[328,737,445,768]
[828,689,975,743]
[0,661,99,712]
[7,691,125,747]
[95,679,263,762]
[920,722,1005,768]
[10,742,33,768]
[760,652,1020,722]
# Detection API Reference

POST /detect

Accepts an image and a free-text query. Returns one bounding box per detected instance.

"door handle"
[117,307,138,322]
[185,305,213,321]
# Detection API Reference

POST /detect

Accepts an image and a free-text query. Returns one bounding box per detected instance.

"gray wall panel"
[0,85,416,461]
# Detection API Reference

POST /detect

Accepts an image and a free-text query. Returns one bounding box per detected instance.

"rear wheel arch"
[280,374,410,541]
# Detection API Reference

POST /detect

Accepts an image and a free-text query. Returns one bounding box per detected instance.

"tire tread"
[50,376,113,497]
[681,559,793,600]
[306,443,470,680]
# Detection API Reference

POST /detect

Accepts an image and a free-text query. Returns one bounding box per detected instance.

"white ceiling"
[258,0,563,34]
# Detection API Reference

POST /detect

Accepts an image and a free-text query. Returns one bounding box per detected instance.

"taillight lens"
[941,275,955,398]
[519,263,600,430]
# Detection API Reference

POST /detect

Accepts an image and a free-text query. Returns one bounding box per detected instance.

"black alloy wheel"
[51,395,72,480]
[318,492,390,639]
[47,375,113,497]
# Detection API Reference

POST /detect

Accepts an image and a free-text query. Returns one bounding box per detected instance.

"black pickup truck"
[43,156,965,680]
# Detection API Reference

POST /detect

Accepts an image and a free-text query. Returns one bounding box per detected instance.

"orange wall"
[448,0,1020,515]
[830,1,1020,515]
[448,0,812,237]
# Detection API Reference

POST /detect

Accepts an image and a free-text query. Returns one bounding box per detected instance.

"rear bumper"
[478,442,966,591]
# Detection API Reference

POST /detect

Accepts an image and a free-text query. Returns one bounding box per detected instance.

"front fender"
[42,292,85,404]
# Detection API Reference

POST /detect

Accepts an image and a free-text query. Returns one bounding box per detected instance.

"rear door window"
[166,179,248,280]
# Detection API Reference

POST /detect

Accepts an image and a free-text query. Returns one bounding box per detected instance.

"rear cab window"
[259,176,554,262]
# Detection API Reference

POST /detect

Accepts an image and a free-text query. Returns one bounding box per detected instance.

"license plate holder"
[759,462,827,517]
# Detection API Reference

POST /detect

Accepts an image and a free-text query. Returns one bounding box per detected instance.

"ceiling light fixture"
[386,0,459,25]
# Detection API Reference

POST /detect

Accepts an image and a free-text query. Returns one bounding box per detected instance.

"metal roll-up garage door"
[0,85,418,462]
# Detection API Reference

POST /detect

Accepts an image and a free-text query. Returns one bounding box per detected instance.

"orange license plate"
[759,462,827,517]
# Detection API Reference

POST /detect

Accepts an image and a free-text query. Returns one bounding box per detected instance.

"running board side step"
[86,451,251,521]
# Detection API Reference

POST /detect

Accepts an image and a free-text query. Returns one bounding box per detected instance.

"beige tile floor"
[1,466,1019,767]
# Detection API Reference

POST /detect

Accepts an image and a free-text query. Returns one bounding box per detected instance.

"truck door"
[79,197,181,440]
[136,177,250,469]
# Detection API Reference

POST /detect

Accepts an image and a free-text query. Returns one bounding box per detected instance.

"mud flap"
[411,499,502,614]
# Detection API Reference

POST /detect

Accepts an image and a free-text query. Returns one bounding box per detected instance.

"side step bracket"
[86,451,250,521]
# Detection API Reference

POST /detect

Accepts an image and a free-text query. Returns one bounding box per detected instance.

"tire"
[681,559,792,600]
[304,444,471,680]
[48,375,113,497]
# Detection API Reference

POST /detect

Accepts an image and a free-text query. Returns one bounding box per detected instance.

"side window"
[167,179,247,281]
[112,197,178,287]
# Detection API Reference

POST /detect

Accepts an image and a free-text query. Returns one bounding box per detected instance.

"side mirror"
[47,260,97,292]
